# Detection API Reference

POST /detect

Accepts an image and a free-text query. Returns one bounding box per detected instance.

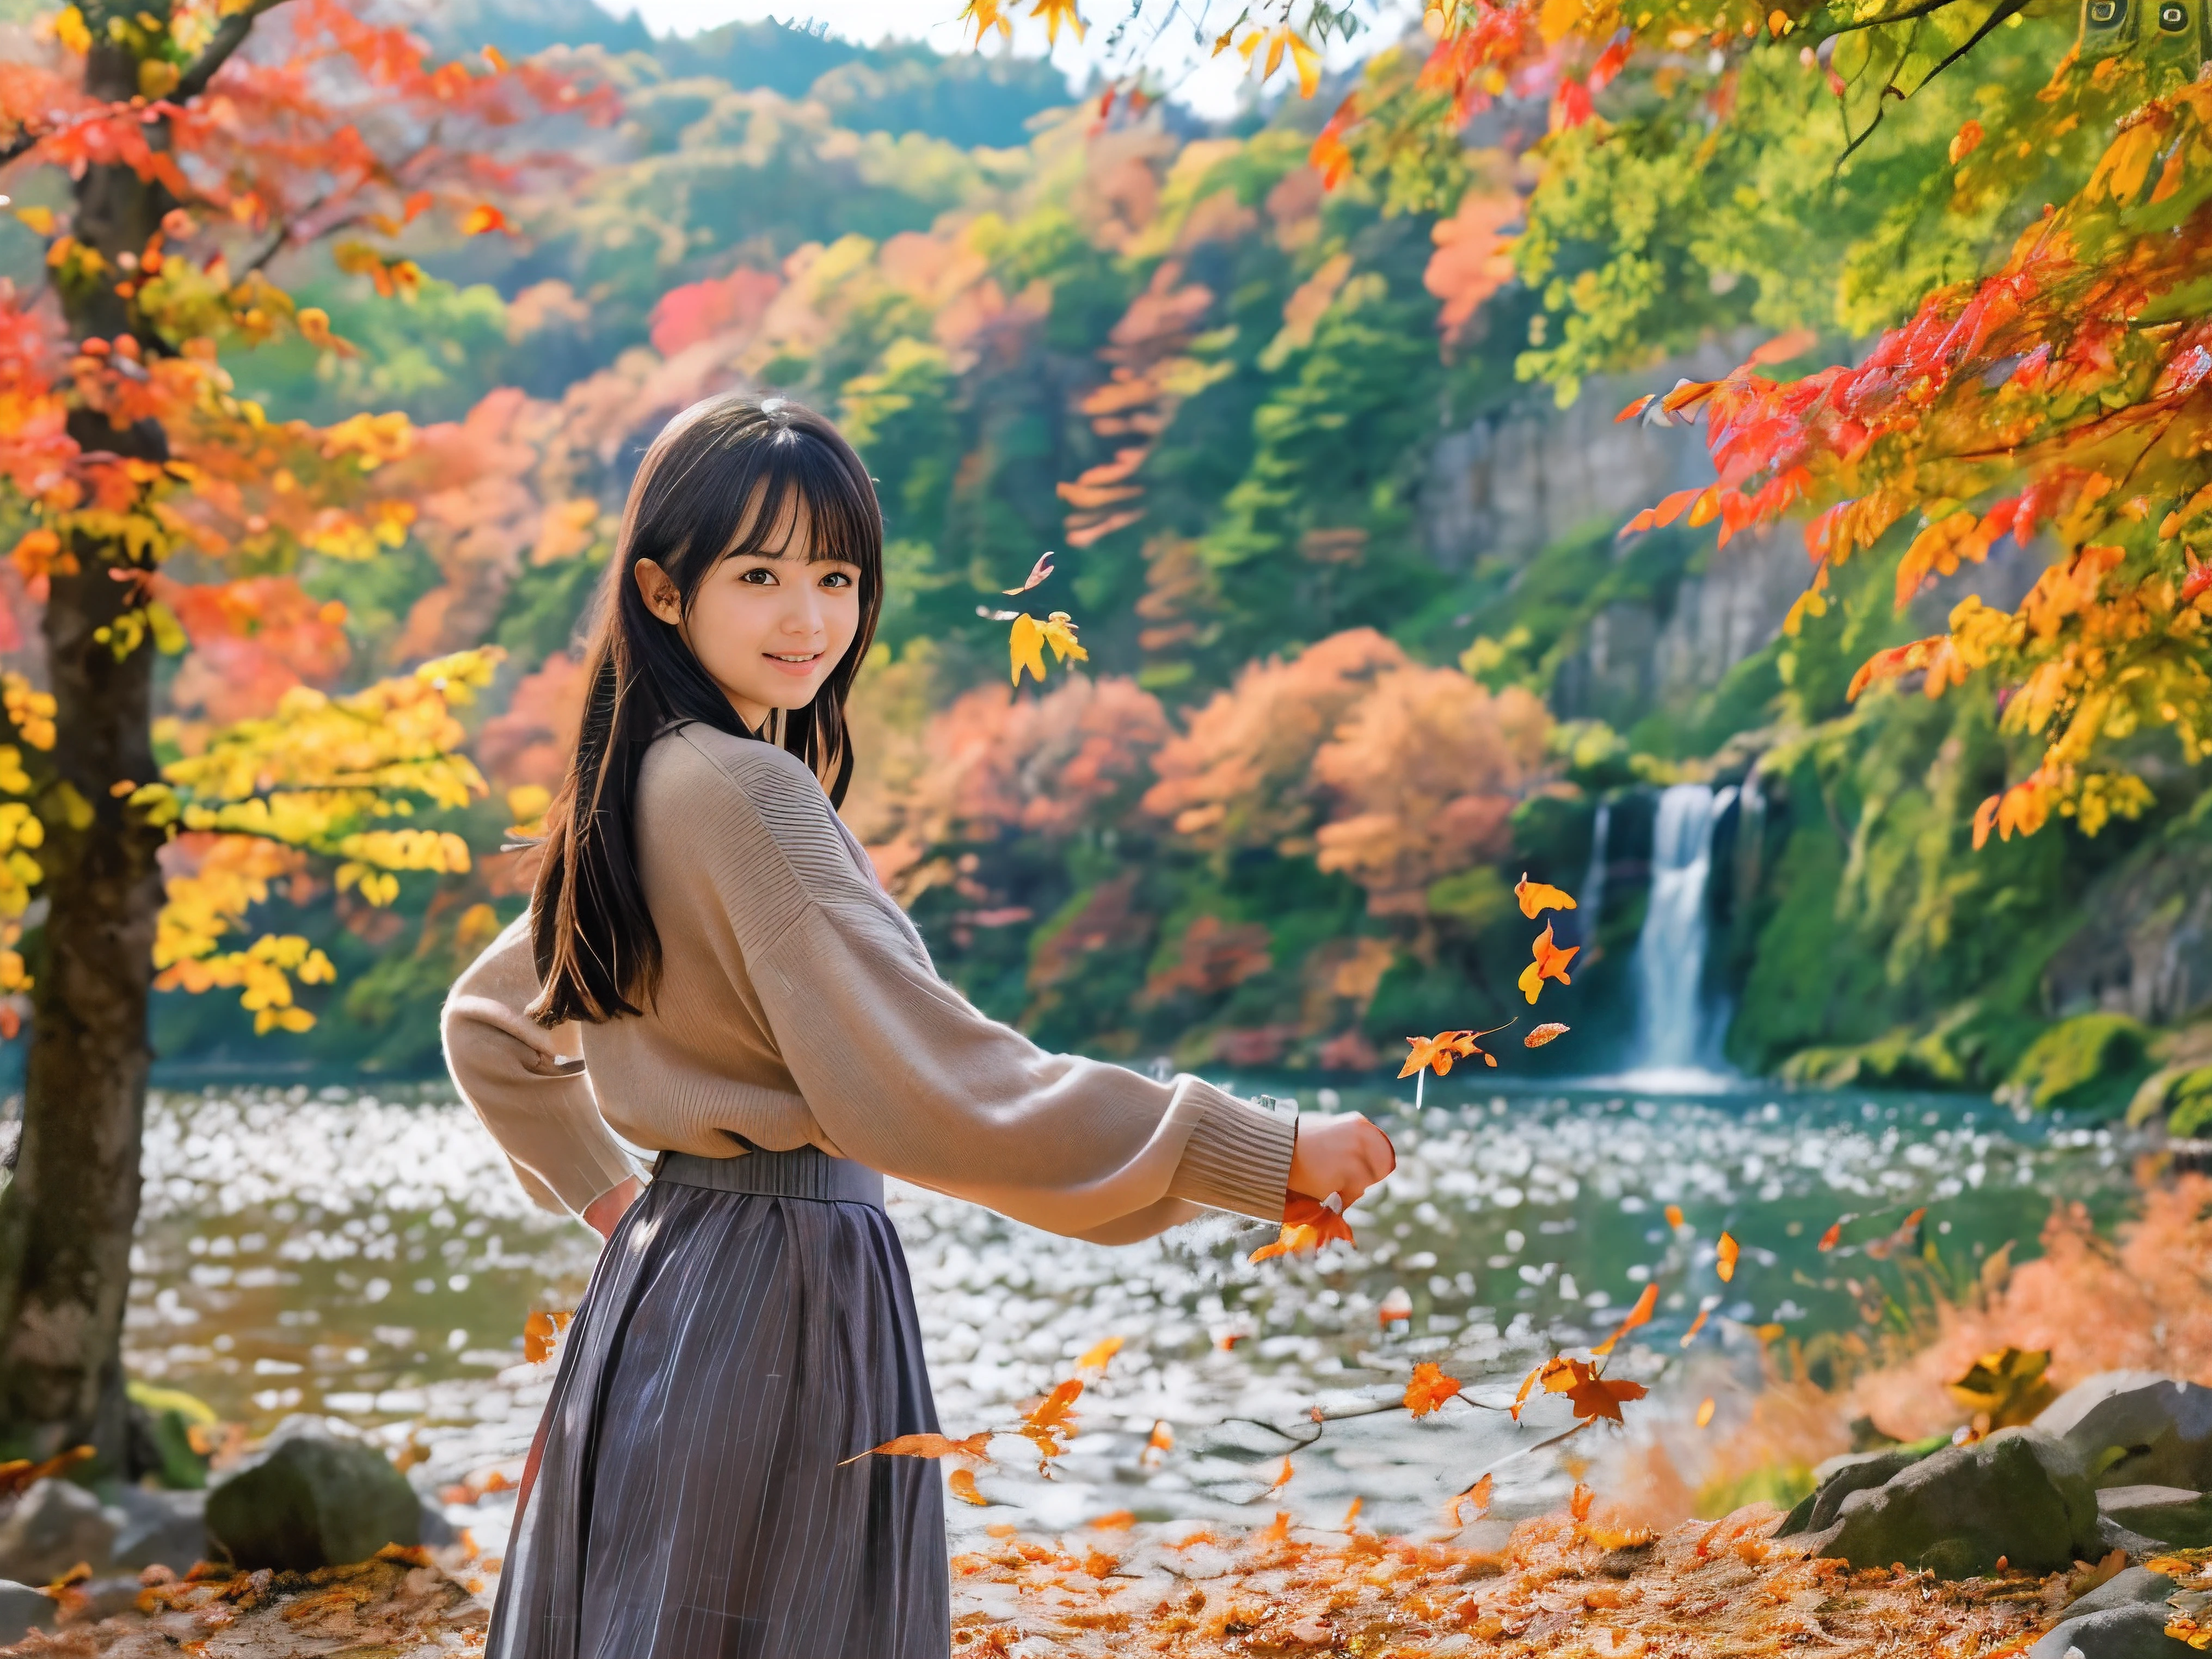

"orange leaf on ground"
[1525,1022,1570,1047]
[947,1468,989,1506]
[1268,1456,1294,1493]
[1514,872,1577,918]
[1590,1282,1658,1357]
[1090,1509,1136,1531]
[1404,1361,1463,1417]
[1517,923,1579,1003]
[1716,1231,1741,1282]
[843,1430,994,1465]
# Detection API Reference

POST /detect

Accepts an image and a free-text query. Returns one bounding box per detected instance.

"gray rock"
[1775,1448,1930,1538]
[1806,1427,2103,1579]
[2027,1605,2192,1658]
[2100,1515,2170,1559]
[2098,1486,2212,1547]
[0,1480,118,1586]
[416,1498,456,1548]
[0,1581,52,1649]
[110,1485,208,1574]
[2068,1568,2179,1618]
[205,1418,419,1572]
[2039,1374,2212,1491]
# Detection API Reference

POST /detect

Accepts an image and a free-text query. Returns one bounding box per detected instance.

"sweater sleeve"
[440,912,641,1216]
[684,739,1298,1238]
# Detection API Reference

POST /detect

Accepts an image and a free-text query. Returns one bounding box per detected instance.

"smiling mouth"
[766,652,820,665]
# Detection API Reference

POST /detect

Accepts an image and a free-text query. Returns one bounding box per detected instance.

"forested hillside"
[7,2,2200,1108]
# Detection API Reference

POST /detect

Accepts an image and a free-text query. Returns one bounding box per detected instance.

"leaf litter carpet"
[0,1505,2080,1656]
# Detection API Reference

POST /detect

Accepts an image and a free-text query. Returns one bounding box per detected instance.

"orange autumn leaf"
[1570,1482,1595,1522]
[1525,1022,1570,1047]
[1517,922,1579,1004]
[459,204,512,236]
[1342,1495,1363,1529]
[1716,1231,1741,1282]
[1663,1204,1685,1230]
[1018,1377,1084,1471]
[1268,1455,1294,1493]
[1448,1471,1494,1526]
[1075,1335,1124,1372]
[1696,1396,1717,1428]
[843,1430,994,1465]
[1817,1219,1844,1252]
[1514,872,1577,918]
[1537,1355,1650,1427]
[1404,1361,1463,1417]
[948,1468,990,1506]
[0,1445,92,1502]
[522,1309,573,1363]
[1251,1195,1355,1262]
[1249,1222,1319,1262]
[1679,1303,1713,1347]
[1590,1282,1658,1357]
[1399,1021,1510,1077]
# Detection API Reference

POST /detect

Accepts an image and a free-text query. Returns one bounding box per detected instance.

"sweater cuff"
[1164,1079,1297,1222]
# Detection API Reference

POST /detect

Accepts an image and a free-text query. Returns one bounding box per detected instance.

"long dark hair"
[529,392,883,1026]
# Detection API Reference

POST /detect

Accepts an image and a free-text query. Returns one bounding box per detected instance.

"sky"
[588,1,1408,118]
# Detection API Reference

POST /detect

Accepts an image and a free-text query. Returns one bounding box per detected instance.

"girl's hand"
[582,1176,643,1241]
[1287,1113,1396,1213]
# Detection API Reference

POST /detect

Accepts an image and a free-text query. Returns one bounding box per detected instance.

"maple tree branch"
[173,0,291,104]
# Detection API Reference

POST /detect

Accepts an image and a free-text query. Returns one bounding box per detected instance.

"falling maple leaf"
[1404,1361,1463,1417]
[1010,611,1088,686]
[1695,1396,1717,1428]
[1514,872,1577,918]
[1679,1301,1715,1347]
[521,1309,573,1363]
[1342,1495,1363,1529]
[1250,1194,1355,1262]
[1557,1361,1649,1427]
[459,204,512,236]
[841,1430,994,1465]
[1590,1282,1657,1357]
[1816,1219,1845,1251]
[1267,1455,1294,1493]
[948,1468,990,1506]
[1525,1022,1570,1047]
[960,0,1013,42]
[1378,1285,1414,1326]
[1664,1204,1685,1230]
[1517,923,1578,1003]
[1019,1379,1084,1472]
[1076,1335,1124,1372]
[1029,0,1086,45]
[1002,551,1056,595]
[1399,1021,1511,1077]
[1716,1231,1741,1282]
[1864,1207,1928,1261]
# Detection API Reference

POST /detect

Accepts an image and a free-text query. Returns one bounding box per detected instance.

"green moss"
[1694,1462,1817,1521]
[2004,1013,2154,1113]
[2161,1068,2212,1138]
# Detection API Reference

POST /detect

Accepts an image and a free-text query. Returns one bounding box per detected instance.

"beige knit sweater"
[441,722,1299,1243]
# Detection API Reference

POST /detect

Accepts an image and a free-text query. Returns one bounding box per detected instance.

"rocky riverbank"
[11,1369,2212,1656]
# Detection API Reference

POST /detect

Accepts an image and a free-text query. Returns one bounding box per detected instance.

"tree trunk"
[0,23,174,1466]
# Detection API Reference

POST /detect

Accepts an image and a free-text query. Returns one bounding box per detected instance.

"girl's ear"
[634,557,683,626]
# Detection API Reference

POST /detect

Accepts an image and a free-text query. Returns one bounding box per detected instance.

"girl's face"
[633,493,862,735]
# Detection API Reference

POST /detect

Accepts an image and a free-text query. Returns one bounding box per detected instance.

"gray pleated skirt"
[487,1144,949,1659]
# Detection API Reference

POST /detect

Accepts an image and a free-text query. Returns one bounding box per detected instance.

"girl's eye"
[820,571,853,588]
[738,566,777,586]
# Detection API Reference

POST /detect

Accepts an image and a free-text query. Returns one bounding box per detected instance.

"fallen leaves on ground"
[947,1468,989,1506]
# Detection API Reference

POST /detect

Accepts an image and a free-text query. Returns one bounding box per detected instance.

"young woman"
[442,392,1397,1659]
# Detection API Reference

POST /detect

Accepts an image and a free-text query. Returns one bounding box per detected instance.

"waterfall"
[1626,783,1735,1080]
[1578,802,1610,949]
